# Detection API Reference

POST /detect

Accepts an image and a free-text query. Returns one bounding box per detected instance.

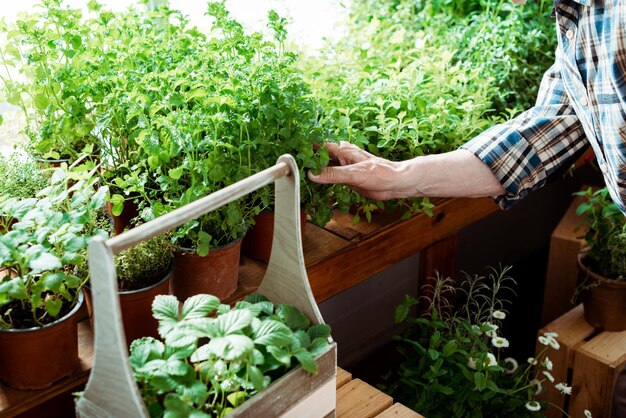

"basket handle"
[77,154,321,417]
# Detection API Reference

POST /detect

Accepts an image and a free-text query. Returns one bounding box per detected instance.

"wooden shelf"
[0,197,499,417]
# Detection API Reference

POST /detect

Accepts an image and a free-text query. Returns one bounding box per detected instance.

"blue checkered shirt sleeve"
[460,59,588,210]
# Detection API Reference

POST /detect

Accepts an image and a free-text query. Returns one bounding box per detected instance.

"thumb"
[307,166,355,185]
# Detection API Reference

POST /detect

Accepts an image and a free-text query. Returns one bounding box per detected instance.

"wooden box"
[75,155,337,418]
[538,305,626,418]
[540,192,589,326]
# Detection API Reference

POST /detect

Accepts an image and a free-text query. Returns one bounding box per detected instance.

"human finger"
[307,165,361,185]
[325,141,376,165]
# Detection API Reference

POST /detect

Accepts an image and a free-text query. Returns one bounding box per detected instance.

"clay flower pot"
[172,239,242,301]
[578,251,626,331]
[0,291,84,390]
[85,264,174,344]
[242,207,307,263]
[106,200,140,236]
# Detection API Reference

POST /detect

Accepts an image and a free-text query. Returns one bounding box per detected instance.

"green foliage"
[0,0,100,160]
[0,152,49,199]
[575,187,626,279]
[130,293,331,417]
[300,0,556,220]
[115,233,173,291]
[382,266,569,417]
[0,163,108,328]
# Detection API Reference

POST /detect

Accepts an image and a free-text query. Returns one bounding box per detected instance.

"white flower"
[538,334,561,350]
[525,401,541,412]
[543,371,555,382]
[503,357,518,374]
[360,42,372,50]
[492,336,510,348]
[543,357,553,371]
[483,322,499,338]
[492,310,506,320]
[414,38,425,49]
[467,357,477,370]
[485,353,497,367]
[530,378,543,395]
[555,382,572,395]
[527,357,538,365]
[584,410,593,418]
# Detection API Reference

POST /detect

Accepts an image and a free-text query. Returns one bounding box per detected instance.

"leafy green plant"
[574,187,626,280]
[0,152,49,200]
[0,0,100,161]
[383,266,589,418]
[115,233,173,292]
[0,164,108,328]
[130,293,331,417]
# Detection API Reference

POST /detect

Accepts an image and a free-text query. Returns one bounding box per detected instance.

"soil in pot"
[172,239,242,301]
[0,291,84,390]
[242,207,307,263]
[578,252,626,331]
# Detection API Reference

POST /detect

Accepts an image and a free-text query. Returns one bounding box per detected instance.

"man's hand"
[308,142,506,200]
[307,141,418,200]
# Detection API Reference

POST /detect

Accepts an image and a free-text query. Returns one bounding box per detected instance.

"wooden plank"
[303,223,354,267]
[417,236,458,315]
[570,331,626,418]
[538,305,596,418]
[337,379,393,418]
[541,193,588,326]
[309,197,498,302]
[336,368,352,389]
[375,403,424,418]
[0,321,93,417]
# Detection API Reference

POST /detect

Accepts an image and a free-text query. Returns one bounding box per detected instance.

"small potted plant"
[0,165,107,389]
[574,187,626,331]
[127,293,332,417]
[384,266,589,417]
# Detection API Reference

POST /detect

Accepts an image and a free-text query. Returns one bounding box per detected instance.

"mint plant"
[130,293,331,418]
[0,164,108,328]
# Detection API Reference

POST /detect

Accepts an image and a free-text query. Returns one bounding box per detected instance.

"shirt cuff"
[460,125,547,210]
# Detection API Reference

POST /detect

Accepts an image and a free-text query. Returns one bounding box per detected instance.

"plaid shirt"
[461,0,626,213]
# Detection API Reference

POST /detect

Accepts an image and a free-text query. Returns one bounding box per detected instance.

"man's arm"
[308,143,505,200]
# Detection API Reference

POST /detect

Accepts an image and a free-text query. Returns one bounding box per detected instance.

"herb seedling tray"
[76,155,337,418]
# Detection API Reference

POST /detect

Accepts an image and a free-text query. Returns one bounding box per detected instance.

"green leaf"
[203,334,254,361]
[294,348,318,374]
[7,278,28,300]
[109,194,125,217]
[307,324,331,340]
[45,298,63,317]
[165,359,190,376]
[267,345,291,367]
[427,349,440,360]
[252,319,292,346]
[211,309,253,336]
[28,251,62,273]
[129,337,164,369]
[226,391,248,408]
[181,294,220,320]
[275,304,310,330]
[153,295,180,322]
[248,365,266,391]
[183,381,209,405]
[42,272,65,293]
[33,93,49,111]
[168,166,184,180]
[473,371,487,391]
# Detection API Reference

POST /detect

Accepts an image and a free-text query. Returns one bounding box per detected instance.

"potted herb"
[574,187,626,331]
[0,165,107,389]
[128,293,332,417]
[0,152,49,232]
[383,266,587,417]
[0,0,100,163]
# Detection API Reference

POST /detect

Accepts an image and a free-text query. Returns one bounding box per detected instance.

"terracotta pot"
[172,239,242,301]
[106,200,140,235]
[85,265,174,344]
[578,252,626,331]
[0,291,84,390]
[242,207,307,263]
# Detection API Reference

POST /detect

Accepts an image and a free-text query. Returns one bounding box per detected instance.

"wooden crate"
[75,155,337,418]
[540,191,588,327]
[538,304,626,418]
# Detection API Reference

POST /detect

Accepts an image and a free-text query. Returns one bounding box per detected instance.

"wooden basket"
[75,155,337,418]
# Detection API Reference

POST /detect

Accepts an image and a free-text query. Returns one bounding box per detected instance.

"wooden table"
[1,197,498,417]
[336,367,423,418]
